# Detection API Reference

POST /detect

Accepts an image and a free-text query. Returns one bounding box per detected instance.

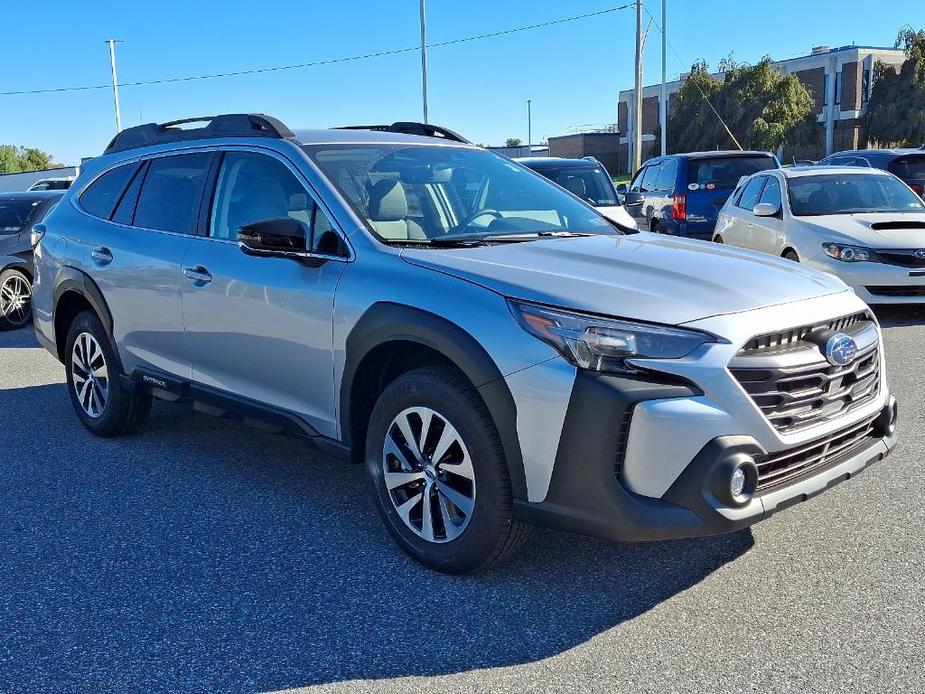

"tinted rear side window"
[79,163,140,219]
[687,156,776,189]
[890,154,925,179]
[133,154,211,234]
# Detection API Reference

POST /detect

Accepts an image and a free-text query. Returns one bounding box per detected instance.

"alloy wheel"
[71,332,109,418]
[382,406,476,543]
[0,274,32,326]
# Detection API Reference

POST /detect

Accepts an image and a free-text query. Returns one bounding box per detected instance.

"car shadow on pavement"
[0,378,753,692]
[872,304,925,328]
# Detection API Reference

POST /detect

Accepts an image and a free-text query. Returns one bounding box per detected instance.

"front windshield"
[303,144,615,242]
[788,174,925,216]
[536,166,618,206]
[0,200,39,235]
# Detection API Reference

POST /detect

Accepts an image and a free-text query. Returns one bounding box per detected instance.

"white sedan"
[713,166,925,304]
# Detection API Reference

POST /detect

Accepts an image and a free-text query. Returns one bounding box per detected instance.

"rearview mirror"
[753,202,780,217]
[238,217,309,259]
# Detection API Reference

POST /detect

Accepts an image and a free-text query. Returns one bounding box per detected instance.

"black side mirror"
[238,217,309,259]
[616,183,628,195]
[622,191,643,206]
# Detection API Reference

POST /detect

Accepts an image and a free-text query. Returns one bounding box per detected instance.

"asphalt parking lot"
[1,308,924,694]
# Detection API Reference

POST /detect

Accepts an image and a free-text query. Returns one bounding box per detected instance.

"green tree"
[505,138,523,147]
[668,57,819,153]
[0,144,57,174]
[863,27,925,147]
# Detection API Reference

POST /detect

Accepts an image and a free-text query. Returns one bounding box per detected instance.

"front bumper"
[804,254,925,303]
[514,375,898,541]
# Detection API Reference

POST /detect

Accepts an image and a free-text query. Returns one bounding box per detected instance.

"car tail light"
[671,194,687,221]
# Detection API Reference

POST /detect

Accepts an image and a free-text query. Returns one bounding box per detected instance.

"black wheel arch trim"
[52,266,119,366]
[1,255,32,279]
[341,301,527,499]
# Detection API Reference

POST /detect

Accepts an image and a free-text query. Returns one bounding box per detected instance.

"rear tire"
[65,310,152,437]
[0,268,33,331]
[365,366,530,573]
[783,249,799,262]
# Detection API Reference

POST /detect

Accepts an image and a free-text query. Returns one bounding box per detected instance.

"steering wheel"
[455,209,503,230]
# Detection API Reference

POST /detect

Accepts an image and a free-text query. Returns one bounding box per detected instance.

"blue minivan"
[617,151,779,239]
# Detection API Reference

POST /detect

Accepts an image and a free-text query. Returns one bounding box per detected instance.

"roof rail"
[103,113,296,155]
[336,121,470,144]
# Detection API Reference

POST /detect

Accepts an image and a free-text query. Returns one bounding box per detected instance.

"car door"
[752,175,786,255]
[180,148,349,438]
[622,165,648,227]
[722,176,766,250]
[78,154,209,379]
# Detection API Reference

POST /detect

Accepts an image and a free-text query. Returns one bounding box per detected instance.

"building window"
[823,73,830,106]
[863,68,871,102]
[834,72,842,106]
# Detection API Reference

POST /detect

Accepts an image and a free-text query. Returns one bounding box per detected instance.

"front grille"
[739,311,869,354]
[754,415,878,492]
[876,249,925,268]
[866,285,925,297]
[731,314,881,434]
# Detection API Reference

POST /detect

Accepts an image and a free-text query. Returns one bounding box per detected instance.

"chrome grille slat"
[731,314,882,434]
[754,416,877,491]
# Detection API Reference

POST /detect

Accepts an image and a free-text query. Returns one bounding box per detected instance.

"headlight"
[508,300,715,374]
[822,243,879,263]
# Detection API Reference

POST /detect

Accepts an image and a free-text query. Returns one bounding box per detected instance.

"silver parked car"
[713,166,925,303]
[32,114,897,573]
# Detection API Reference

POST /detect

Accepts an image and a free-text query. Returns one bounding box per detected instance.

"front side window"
[787,174,925,216]
[79,163,140,220]
[737,177,766,210]
[758,177,782,210]
[640,163,662,192]
[0,200,40,234]
[889,154,925,180]
[134,154,210,234]
[303,144,613,243]
[628,166,646,193]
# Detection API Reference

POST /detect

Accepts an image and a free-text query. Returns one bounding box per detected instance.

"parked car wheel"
[783,249,800,263]
[0,268,33,331]
[365,366,530,573]
[65,310,152,437]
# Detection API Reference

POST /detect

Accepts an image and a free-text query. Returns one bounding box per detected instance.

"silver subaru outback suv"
[31,114,897,573]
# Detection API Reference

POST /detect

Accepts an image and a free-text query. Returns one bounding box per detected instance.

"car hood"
[401,233,848,325]
[800,212,925,247]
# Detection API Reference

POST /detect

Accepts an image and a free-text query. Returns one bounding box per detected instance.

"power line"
[0,5,634,97]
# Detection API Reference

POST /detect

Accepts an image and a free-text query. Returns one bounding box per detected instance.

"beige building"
[616,44,906,173]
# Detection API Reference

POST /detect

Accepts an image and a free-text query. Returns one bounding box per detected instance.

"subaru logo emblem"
[915,250,925,259]
[824,333,858,367]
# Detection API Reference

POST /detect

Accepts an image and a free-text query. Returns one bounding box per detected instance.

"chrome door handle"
[91,247,113,265]
[183,266,212,285]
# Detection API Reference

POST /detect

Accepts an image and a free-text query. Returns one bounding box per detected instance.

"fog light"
[731,467,746,497]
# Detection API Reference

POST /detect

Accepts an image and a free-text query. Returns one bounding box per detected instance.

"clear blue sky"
[1,0,921,165]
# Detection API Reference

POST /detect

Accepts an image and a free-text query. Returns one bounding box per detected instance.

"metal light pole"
[419,0,429,123]
[105,39,124,133]
[632,1,643,172]
[527,99,532,149]
[660,0,667,155]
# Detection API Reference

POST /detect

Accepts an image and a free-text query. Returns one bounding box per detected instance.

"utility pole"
[527,99,532,149]
[105,39,124,133]
[633,1,643,173]
[660,0,667,155]
[419,0,429,123]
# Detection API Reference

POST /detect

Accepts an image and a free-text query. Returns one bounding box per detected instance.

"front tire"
[365,367,530,573]
[0,268,33,330]
[65,311,151,437]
